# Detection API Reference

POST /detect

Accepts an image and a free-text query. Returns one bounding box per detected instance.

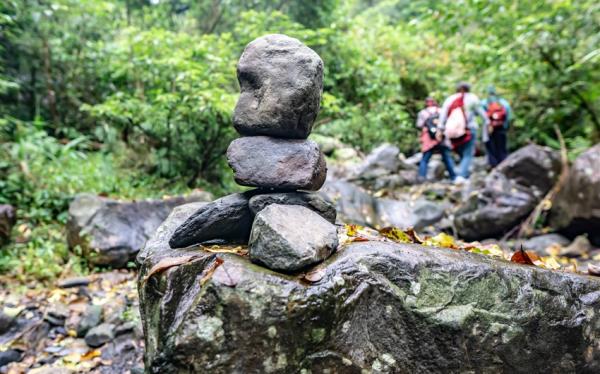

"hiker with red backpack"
[415,97,457,182]
[482,85,512,167]
[438,82,489,182]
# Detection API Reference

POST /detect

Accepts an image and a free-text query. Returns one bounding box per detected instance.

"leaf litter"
[341,223,592,275]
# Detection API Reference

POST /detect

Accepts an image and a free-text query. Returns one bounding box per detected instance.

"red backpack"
[487,101,507,128]
[444,94,471,149]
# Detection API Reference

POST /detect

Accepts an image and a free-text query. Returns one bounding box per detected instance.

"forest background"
[1,0,599,281]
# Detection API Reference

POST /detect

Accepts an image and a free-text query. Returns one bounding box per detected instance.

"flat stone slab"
[227,136,327,191]
[138,203,600,373]
[249,204,338,272]
[249,192,336,224]
[233,34,323,139]
[169,193,254,248]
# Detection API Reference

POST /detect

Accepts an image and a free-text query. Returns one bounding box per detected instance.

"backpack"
[444,94,467,139]
[444,94,472,149]
[486,101,507,128]
[425,112,440,140]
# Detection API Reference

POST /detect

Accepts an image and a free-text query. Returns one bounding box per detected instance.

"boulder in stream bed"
[549,143,600,245]
[454,144,561,240]
[67,192,212,267]
[138,201,600,373]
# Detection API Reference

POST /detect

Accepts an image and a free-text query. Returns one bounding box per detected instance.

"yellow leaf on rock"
[378,227,413,243]
[540,256,561,270]
[423,233,456,248]
[345,224,360,237]
[81,349,102,361]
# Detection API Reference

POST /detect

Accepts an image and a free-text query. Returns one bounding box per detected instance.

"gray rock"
[169,194,254,249]
[45,303,70,326]
[84,323,115,348]
[353,143,401,180]
[320,180,378,227]
[455,144,561,240]
[371,170,420,190]
[249,204,338,272]
[0,311,14,335]
[0,349,21,367]
[249,192,336,224]
[549,143,600,245]
[67,192,212,267]
[516,233,571,255]
[233,34,323,139]
[77,305,103,337]
[227,136,327,191]
[320,180,445,230]
[376,198,445,230]
[0,204,16,245]
[57,276,91,289]
[138,206,600,373]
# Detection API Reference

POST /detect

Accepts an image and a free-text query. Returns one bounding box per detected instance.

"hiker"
[438,82,489,182]
[415,97,456,182]
[482,85,512,167]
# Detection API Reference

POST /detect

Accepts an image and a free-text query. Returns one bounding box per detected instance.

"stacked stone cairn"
[169,34,338,273]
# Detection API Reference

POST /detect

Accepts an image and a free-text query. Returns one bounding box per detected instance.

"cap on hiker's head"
[425,96,437,106]
[456,82,471,92]
[487,85,497,95]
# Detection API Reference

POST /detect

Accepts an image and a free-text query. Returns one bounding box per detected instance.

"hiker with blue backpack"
[415,97,457,182]
[482,85,512,167]
[438,82,490,183]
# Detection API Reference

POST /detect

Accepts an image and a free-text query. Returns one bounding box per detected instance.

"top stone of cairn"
[233,34,324,139]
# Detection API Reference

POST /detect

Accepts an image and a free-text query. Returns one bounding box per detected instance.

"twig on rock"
[516,125,569,239]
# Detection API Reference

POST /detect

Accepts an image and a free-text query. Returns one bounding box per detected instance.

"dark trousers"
[485,128,508,167]
[419,145,456,180]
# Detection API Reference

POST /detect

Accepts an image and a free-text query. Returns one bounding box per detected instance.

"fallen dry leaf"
[203,245,248,256]
[379,227,413,243]
[143,254,205,283]
[511,247,535,266]
[81,349,102,361]
[199,257,225,286]
[345,224,361,237]
[302,268,326,283]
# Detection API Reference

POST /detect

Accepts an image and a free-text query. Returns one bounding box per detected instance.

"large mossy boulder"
[138,202,600,373]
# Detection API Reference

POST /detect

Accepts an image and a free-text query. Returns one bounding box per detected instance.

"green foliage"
[83,28,238,183]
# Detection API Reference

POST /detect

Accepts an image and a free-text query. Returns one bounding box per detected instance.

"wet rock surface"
[169,195,254,249]
[248,191,336,224]
[233,34,323,139]
[321,180,445,229]
[84,323,115,348]
[0,204,16,245]
[227,136,327,190]
[515,233,571,255]
[249,204,338,272]
[67,192,212,267]
[138,203,600,373]
[549,143,600,245]
[454,144,561,240]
